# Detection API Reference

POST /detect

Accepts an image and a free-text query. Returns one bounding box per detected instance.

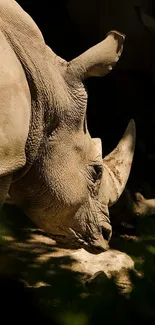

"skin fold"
[0,0,135,253]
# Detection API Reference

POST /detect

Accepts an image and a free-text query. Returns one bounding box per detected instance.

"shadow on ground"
[0,204,155,325]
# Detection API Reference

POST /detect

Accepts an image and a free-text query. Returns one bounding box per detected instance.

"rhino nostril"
[101,227,111,241]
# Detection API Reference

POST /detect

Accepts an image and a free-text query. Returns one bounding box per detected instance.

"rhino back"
[0,0,54,169]
[0,25,31,176]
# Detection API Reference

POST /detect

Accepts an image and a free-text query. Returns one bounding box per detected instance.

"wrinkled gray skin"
[0,0,135,253]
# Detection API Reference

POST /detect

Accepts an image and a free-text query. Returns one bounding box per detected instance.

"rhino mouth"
[80,222,112,254]
[48,221,112,254]
[86,223,112,254]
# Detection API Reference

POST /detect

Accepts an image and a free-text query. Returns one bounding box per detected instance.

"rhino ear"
[67,31,125,80]
[100,119,136,207]
[135,192,144,202]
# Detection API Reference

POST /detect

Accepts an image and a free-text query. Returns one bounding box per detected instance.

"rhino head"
[3,1,135,253]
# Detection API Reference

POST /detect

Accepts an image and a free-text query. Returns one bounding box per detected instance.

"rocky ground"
[0,203,155,325]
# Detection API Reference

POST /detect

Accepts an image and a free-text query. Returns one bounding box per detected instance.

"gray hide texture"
[0,0,135,253]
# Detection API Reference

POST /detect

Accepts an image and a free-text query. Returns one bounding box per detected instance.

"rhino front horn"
[100,119,136,207]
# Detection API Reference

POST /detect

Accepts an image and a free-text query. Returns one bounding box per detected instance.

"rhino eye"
[93,164,103,182]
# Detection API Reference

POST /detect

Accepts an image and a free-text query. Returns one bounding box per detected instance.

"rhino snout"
[87,222,112,254]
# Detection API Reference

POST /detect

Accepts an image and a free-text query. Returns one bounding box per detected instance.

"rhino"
[110,189,155,232]
[0,0,135,253]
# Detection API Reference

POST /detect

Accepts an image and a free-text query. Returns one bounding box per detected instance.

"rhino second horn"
[101,119,136,207]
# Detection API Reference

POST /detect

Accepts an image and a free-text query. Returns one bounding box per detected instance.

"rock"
[0,206,140,324]
[66,247,133,277]
[1,229,135,294]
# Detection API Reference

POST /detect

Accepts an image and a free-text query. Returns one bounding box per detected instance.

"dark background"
[16,0,155,197]
[1,2,155,324]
